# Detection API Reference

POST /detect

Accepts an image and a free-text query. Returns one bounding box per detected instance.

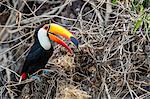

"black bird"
[19,23,78,80]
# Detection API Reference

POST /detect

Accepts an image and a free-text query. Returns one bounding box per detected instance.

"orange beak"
[48,23,78,54]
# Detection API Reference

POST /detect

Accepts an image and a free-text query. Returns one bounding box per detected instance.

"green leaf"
[139,5,144,14]
[147,15,150,21]
[146,14,150,28]
[112,0,117,4]
[133,18,143,33]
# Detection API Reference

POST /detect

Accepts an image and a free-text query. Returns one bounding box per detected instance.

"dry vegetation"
[0,0,150,99]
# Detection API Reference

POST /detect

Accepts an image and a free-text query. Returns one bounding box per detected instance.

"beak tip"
[70,37,79,47]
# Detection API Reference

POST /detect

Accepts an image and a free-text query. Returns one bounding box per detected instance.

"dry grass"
[58,85,91,99]
[0,0,150,99]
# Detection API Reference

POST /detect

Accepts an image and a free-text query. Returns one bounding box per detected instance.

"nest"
[0,0,149,99]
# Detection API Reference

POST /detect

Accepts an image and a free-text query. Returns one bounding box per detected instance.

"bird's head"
[36,23,78,54]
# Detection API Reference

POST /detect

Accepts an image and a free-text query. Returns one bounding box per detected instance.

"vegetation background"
[0,0,149,99]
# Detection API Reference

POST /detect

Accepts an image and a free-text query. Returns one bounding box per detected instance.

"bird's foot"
[42,69,50,75]
[30,69,51,80]
[30,75,41,82]
[42,69,50,77]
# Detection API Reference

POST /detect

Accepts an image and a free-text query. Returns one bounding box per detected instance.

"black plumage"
[20,39,53,75]
[19,24,53,78]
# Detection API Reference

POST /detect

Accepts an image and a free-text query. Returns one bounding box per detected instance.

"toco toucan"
[19,23,78,80]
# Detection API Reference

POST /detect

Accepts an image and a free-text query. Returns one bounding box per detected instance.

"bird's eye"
[44,26,49,30]
[43,24,49,30]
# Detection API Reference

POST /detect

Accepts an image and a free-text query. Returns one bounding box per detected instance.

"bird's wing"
[18,45,42,73]
[26,46,44,63]
[20,43,51,74]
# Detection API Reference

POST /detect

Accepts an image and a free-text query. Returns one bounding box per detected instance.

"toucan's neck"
[37,28,51,50]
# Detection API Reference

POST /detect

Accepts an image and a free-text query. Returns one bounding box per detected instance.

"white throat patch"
[37,28,51,50]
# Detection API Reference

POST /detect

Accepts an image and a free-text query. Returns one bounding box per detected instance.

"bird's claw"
[30,75,41,82]
[42,69,50,76]
[30,70,50,81]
